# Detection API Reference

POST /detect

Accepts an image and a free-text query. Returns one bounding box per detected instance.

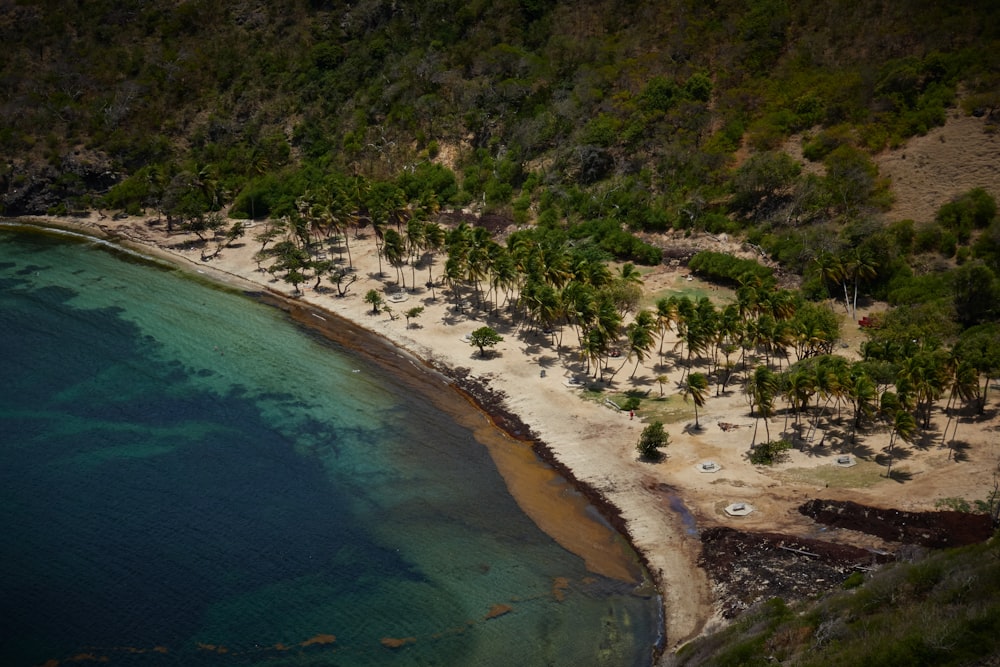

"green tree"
[364,289,384,315]
[283,268,306,294]
[470,326,503,357]
[636,421,669,461]
[885,409,917,479]
[382,227,407,288]
[954,323,1000,414]
[682,372,710,430]
[623,310,657,378]
[403,306,425,328]
[941,359,979,458]
[730,151,802,220]
[748,365,779,447]
[844,368,877,446]
[329,268,357,297]
[952,261,1000,327]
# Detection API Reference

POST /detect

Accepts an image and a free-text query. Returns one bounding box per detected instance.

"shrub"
[749,439,791,465]
[688,250,774,286]
[636,421,669,461]
[936,187,998,243]
[842,571,865,589]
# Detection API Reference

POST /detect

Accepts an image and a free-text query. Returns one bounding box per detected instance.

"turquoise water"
[0,225,661,666]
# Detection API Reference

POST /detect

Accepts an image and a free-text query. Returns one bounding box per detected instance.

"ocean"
[0,224,661,666]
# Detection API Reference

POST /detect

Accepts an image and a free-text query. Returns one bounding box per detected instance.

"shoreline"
[7,215,703,657]
[20,211,995,659]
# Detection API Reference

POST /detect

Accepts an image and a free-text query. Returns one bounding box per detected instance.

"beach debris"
[696,461,722,473]
[778,545,820,558]
[717,422,746,432]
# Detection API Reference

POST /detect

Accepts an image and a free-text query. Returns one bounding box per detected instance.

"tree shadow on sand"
[887,468,914,483]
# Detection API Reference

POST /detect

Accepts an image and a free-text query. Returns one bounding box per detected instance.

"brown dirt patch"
[799,499,995,548]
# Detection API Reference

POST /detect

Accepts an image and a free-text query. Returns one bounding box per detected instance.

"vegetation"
[469,326,503,357]
[670,535,1000,666]
[5,4,1000,662]
[636,421,670,461]
[748,439,792,465]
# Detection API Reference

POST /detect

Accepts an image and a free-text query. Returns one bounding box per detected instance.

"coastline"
[7,215,710,656]
[23,211,996,658]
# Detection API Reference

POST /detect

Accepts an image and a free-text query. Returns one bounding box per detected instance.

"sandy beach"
[13,212,1000,656]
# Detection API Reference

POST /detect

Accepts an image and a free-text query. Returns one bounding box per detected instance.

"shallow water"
[0,225,661,666]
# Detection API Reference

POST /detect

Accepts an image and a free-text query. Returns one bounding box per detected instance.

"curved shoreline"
[5,216,716,663]
[8,217,709,664]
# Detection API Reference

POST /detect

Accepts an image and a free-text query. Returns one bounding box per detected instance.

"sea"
[0,223,662,666]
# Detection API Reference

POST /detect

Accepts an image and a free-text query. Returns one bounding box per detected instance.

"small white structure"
[834,454,857,468]
[695,461,722,473]
[725,502,754,517]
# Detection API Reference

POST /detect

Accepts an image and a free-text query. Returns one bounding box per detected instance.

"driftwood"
[779,545,820,558]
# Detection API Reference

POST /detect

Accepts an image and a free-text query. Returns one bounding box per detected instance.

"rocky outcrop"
[2,152,119,216]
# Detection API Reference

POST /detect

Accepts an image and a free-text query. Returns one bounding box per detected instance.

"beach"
[16,212,1000,656]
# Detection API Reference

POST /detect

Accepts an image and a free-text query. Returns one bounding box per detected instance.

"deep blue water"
[0,225,660,666]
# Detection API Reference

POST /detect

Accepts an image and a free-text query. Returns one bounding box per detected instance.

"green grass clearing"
[581,386,694,424]
[772,459,888,488]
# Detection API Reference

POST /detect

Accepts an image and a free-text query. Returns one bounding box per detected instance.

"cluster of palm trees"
[247,194,999,471]
[741,337,993,473]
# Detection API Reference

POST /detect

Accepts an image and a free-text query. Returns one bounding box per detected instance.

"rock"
[2,152,119,216]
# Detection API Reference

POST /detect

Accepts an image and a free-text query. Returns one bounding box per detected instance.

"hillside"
[2,0,998,222]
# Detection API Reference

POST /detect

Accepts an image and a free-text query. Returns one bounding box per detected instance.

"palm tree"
[844,368,877,447]
[816,251,848,312]
[624,310,656,378]
[422,221,446,297]
[885,409,917,479]
[672,296,696,369]
[617,262,644,286]
[405,218,426,289]
[654,296,678,362]
[748,365,779,447]
[581,327,609,379]
[783,365,816,441]
[849,247,878,319]
[899,349,949,429]
[382,228,406,288]
[682,372,710,430]
[941,360,980,459]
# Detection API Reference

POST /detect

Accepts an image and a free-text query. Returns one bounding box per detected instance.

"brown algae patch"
[552,577,570,601]
[380,637,417,649]
[485,603,514,620]
[300,634,336,647]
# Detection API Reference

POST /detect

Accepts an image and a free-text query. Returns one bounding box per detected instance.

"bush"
[842,571,865,589]
[636,421,669,461]
[936,187,998,243]
[749,439,791,465]
[688,250,774,286]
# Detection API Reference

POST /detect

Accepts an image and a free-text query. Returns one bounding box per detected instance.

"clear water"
[0,225,661,666]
